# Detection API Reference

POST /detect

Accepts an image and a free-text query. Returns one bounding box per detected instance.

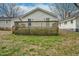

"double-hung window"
[28,19,31,26]
[71,20,73,24]
[64,21,67,24]
[46,18,50,27]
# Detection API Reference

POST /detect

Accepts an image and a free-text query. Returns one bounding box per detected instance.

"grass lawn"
[0,30,79,56]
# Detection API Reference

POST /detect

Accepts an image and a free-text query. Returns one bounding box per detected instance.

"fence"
[13,21,59,35]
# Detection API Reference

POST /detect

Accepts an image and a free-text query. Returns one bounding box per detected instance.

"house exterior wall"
[15,21,57,28]
[21,10,57,27]
[11,18,20,27]
[0,10,58,30]
[59,19,76,31]
[0,18,12,29]
[0,20,11,28]
[0,18,20,29]
[22,10,57,21]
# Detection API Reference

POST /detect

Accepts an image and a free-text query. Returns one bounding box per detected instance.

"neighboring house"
[0,17,20,30]
[59,17,79,32]
[0,8,58,30]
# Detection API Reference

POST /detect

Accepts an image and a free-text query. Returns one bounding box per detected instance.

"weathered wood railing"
[12,21,59,35]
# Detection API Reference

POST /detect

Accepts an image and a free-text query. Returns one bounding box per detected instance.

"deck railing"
[13,21,59,35]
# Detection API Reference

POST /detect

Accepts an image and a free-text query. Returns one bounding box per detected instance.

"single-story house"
[0,8,58,30]
[0,17,20,30]
[59,17,79,32]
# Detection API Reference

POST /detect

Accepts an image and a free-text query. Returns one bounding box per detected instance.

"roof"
[59,17,78,23]
[59,9,79,23]
[0,17,18,21]
[22,7,57,18]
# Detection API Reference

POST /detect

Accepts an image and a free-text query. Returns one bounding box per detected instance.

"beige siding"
[22,10,57,21]
[0,10,58,30]
[16,22,55,28]
[0,18,20,29]
[59,19,76,31]
[0,20,12,28]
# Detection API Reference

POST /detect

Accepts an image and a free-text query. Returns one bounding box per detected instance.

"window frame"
[46,18,50,21]
[28,19,31,26]
[5,20,10,24]
[71,20,73,24]
[46,18,50,27]
[64,21,67,24]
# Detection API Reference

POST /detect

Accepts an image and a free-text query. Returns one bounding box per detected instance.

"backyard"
[0,30,79,56]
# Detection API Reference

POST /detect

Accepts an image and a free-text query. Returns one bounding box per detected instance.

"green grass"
[0,31,79,56]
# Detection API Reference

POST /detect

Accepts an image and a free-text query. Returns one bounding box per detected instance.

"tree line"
[0,3,79,20]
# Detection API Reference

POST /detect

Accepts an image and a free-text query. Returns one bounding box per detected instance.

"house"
[0,8,58,28]
[59,17,79,32]
[0,17,20,30]
[21,8,57,21]
[0,8,58,30]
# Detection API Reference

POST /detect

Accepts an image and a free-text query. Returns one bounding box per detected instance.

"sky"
[17,3,49,8]
[16,3,54,13]
[15,3,79,18]
[17,3,78,14]
[0,3,78,18]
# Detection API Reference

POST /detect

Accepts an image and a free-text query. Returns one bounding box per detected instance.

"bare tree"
[49,3,78,20]
[74,3,79,8]
[0,3,22,17]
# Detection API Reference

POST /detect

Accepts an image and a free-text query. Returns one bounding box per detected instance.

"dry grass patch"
[0,30,79,55]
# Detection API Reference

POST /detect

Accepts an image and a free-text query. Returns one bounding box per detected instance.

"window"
[59,23,61,26]
[76,29,79,32]
[28,19,31,26]
[46,18,50,21]
[71,20,73,24]
[46,18,50,27]
[64,21,67,24]
[6,21,9,24]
